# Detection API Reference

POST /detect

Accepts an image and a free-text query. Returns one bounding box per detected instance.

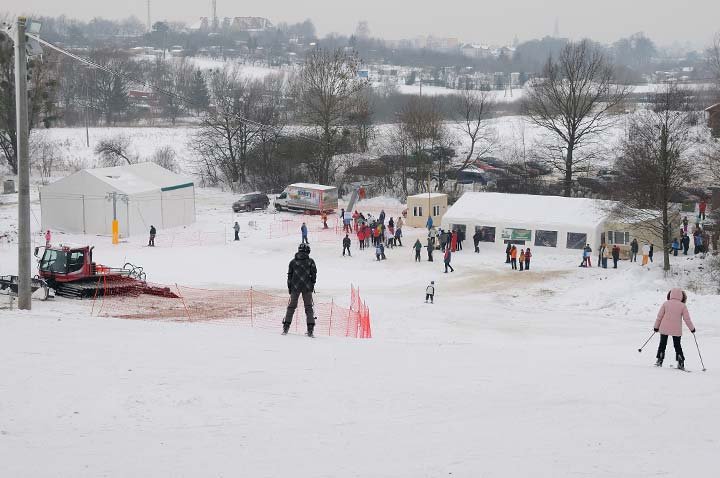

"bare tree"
[295,48,364,184]
[347,86,375,153]
[30,135,62,184]
[95,135,136,166]
[610,85,697,272]
[524,40,631,196]
[192,69,286,189]
[455,89,496,170]
[709,32,720,87]
[397,96,447,192]
[150,146,179,172]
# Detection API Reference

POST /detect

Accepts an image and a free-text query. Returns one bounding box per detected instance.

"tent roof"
[289,183,336,191]
[443,192,611,229]
[80,162,193,195]
[408,193,447,199]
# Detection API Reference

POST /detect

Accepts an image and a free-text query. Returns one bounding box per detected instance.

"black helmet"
[298,243,311,253]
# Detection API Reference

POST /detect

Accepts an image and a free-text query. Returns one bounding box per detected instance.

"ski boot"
[282,323,290,335]
[306,323,315,338]
[655,352,664,367]
[677,354,685,370]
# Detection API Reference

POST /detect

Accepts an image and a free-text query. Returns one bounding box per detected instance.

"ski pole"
[638,331,656,353]
[692,333,707,372]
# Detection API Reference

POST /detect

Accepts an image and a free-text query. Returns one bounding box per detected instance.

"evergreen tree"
[189,70,210,115]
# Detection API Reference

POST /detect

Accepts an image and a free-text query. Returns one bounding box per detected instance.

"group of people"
[505,244,532,271]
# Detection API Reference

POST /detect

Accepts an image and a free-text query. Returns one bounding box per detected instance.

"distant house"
[705,103,720,137]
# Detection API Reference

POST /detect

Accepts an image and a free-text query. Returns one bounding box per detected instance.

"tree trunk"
[564,142,574,197]
[662,203,671,271]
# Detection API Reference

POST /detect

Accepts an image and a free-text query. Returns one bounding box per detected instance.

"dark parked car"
[232,192,270,212]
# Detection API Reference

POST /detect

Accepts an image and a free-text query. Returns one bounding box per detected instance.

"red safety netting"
[90,283,372,339]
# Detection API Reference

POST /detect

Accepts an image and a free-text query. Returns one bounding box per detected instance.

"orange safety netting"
[91,284,372,339]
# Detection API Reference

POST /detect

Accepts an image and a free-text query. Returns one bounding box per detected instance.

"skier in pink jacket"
[654,288,696,369]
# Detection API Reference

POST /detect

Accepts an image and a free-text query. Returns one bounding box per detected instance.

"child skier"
[425,281,435,304]
[653,288,696,370]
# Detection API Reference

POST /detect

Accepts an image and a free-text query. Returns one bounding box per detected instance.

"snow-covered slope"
[1,187,719,477]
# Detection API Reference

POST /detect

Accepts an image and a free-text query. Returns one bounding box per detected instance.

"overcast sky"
[9,0,720,48]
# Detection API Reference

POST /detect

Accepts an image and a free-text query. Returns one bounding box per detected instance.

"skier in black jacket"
[342,234,352,256]
[283,243,318,336]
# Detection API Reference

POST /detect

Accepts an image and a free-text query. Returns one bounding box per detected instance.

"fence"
[91,283,372,339]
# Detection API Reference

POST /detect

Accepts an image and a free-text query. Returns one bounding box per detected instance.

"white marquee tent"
[40,162,196,237]
[441,192,610,251]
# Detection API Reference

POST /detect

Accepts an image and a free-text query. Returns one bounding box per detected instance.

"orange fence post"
[175,283,192,321]
[250,287,254,327]
[328,298,334,336]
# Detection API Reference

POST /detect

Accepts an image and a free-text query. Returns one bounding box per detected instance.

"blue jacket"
[301,225,308,237]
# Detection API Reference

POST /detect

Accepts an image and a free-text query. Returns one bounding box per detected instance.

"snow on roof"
[289,183,336,191]
[443,192,610,229]
[85,162,193,195]
[408,192,448,199]
[705,103,720,112]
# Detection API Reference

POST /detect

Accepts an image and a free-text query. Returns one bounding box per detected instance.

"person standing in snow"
[699,199,707,221]
[321,211,328,229]
[510,245,518,270]
[601,243,609,269]
[457,228,465,251]
[584,244,592,267]
[148,225,156,247]
[682,216,689,233]
[641,242,650,265]
[342,234,352,257]
[352,210,360,232]
[425,281,435,303]
[682,233,690,255]
[519,249,525,271]
[44,229,52,247]
[397,216,404,230]
[426,239,434,262]
[233,222,240,241]
[524,248,532,270]
[654,288,695,369]
[300,222,309,244]
[473,230,481,253]
[375,242,382,261]
[379,209,386,224]
[612,244,620,268]
[444,247,454,273]
[671,238,680,257]
[413,239,422,262]
[649,243,654,263]
[630,239,639,262]
[394,227,403,247]
[426,215,433,230]
[451,230,458,252]
[505,243,512,263]
[283,243,317,337]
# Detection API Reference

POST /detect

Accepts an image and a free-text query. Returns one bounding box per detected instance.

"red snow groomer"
[35,244,178,299]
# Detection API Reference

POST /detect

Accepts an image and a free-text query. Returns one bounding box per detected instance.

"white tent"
[441,192,609,251]
[40,162,196,237]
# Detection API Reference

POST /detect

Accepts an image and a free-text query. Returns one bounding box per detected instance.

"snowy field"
[1,181,719,477]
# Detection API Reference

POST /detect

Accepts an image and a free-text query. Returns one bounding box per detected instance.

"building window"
[566,232,588,249]
[534,230,558,247]
[475,226,496,242]
[413,206,423,217]
[432,205,440,216]
[608,231,630,245]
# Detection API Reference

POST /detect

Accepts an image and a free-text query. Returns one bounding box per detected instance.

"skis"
[669,365,692,373]
[656,363,692,372]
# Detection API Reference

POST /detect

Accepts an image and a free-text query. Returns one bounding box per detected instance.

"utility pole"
[15,17,31,310]
[147,0,152,32]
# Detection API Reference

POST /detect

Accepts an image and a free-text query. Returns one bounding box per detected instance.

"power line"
[26,33,323,145]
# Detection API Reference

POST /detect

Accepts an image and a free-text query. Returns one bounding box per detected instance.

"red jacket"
[524,250,532,260]
[699,201,707,213]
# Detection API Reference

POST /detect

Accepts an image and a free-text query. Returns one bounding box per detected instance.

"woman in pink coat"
[654,288,696,369]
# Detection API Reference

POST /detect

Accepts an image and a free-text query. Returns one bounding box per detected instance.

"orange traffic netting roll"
[91,284,372,339]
